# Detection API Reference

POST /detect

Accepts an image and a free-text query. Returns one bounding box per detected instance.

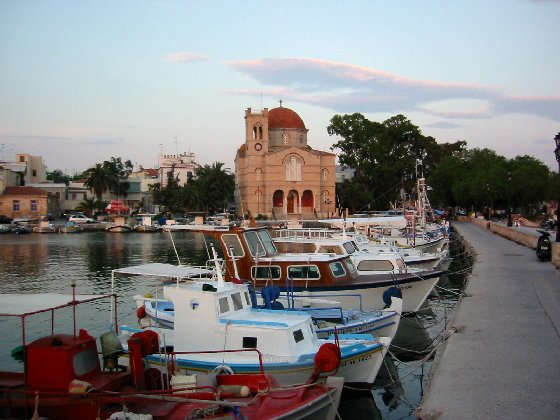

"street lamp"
[507,169,512,227]
[554,133,560,242]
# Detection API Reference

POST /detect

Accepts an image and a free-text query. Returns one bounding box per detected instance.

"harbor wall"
[457,216,560,268]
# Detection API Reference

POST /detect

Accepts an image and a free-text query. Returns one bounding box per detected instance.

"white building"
[158,152,199,187]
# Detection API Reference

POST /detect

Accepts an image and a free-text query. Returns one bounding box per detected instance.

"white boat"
[135,287,403,340]
[134,215,160,232]
[32,220,56,233]
[114,261,400,389]
[106,215,132,232]
[194,226,442,314]
[273,228,449,271]
[59,221,83,233]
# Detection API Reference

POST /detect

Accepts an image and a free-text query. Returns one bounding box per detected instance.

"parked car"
[68,215,95,224]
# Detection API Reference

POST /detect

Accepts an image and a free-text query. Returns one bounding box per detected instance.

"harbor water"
[0,228,472,419]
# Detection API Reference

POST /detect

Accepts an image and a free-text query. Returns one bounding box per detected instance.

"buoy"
[382,286,402,308]
[214,364,234,375]
[136,305,147,319]
[218,384,250,398]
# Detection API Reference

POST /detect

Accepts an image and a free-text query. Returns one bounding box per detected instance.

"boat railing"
[165,348,267,376]
[272,228,338,240]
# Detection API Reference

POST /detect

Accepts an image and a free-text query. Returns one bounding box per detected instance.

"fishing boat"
[0,286,344,420]
[32,220,56,233]
[134,214,161,233]
[200,226,443,314]
[113,260,400,389]
[59,221,83,233]
[273,227,449,271]
[136,286,403,339]
[106,215,132,233]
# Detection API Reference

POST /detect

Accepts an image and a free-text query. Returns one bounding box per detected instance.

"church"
[234,103,336,220]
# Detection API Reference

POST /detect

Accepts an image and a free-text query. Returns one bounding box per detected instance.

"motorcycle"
[539,219,555,230]
[536,230,552,261]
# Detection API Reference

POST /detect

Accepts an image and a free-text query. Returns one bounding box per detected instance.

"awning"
[111,263,213,279]
[0,293,113,317]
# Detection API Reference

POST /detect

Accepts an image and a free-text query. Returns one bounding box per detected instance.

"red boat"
[0,288,343,419]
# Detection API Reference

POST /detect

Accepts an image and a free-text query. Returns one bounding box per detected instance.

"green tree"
[328,113,462,209]
[335,179,373,213]
[103,157,133,199]
[84,163,111,201]
[193,162,235,214]
[77,197,98,217]
[46,169,71,186]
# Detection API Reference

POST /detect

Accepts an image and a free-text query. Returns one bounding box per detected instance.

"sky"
[1,0,559,175]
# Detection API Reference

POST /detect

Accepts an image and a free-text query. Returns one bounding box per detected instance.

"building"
[235,105,336,220]
[158,152,199,187]
[0,186,56,220]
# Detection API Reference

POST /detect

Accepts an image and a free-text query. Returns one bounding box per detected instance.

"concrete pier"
[418,221,560,419]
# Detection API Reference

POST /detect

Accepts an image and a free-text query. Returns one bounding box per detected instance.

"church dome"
[268,106,306,130]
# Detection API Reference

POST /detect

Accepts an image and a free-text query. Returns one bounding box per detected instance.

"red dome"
[268,107,306,130]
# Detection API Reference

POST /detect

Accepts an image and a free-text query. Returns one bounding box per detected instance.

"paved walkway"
[418,221,560,419]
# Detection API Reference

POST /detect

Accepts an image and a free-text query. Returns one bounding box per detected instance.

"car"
[68,215,95,224]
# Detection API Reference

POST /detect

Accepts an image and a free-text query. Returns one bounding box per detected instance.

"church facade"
[234,105,336,220]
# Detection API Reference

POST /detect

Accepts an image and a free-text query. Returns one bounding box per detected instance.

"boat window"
[252,265,281,280]
[73,348,98,376]
[356,259,395,271]
[231,292,243,310]
[243,337,257,348]
[244,231,267,257]
[257,229,278,255]
[222,234,244,258]
[344,257,357,274]
[318,245,342,255]
[293,329,304,343]
[329,262,346,277]
[288,265,320,280]
[218,296,230,314]
[343,242,359,254]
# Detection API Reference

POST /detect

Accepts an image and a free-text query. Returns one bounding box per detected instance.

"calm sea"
[0,228,471,419]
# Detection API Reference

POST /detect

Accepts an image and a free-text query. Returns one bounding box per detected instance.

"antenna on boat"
[167,230,182,265]
[210,244,225,287]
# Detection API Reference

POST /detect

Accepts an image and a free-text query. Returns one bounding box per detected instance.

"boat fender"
[382,286,402,308]
[68,379,93,395]
[214,364,234,375]
[218,384,250,398]
[136,305,147,319]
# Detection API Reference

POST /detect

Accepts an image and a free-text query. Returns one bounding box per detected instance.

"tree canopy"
[328,113,465,210]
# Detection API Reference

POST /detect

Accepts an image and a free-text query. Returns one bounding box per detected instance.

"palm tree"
[84,163,111,201]
[77,197,98,217]
[194,162,235,214]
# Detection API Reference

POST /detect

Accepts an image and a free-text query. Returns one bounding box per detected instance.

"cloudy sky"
[1,0,559,175]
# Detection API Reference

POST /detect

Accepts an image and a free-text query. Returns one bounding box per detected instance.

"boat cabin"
[164,280,320,358]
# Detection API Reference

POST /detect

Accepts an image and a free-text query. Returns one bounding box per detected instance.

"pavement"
[418,221,560,419]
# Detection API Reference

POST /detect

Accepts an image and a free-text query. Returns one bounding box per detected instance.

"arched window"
[256,189,262,203]
[286,155,302,181]
[256,168,262,181]
[322,169,328,182]
[253,124,263,140]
